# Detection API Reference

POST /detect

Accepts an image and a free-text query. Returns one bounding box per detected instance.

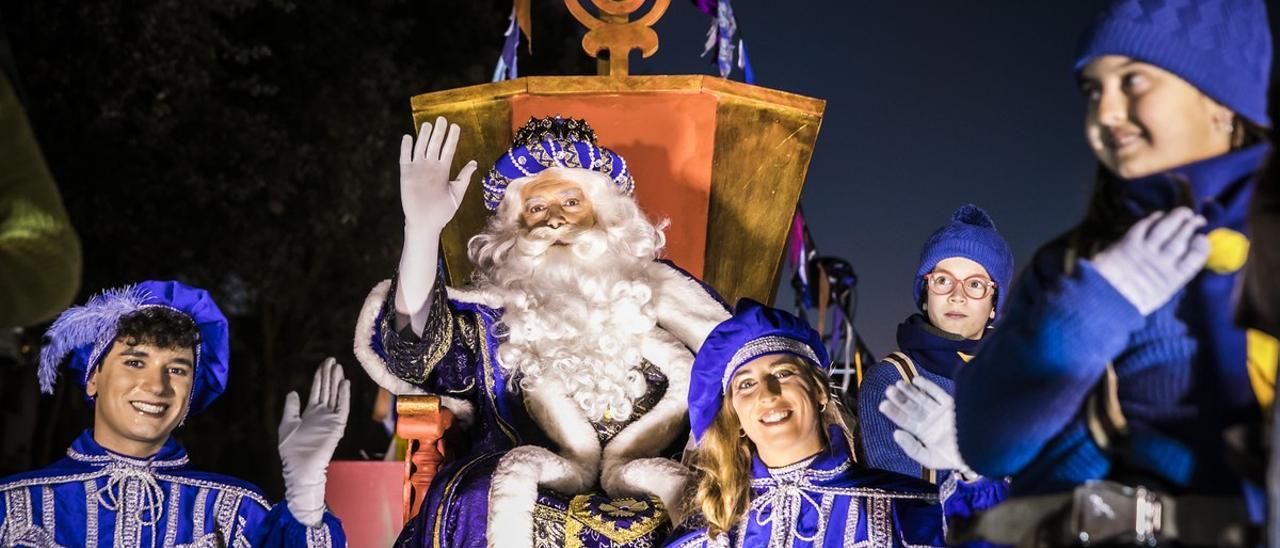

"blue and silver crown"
[482,116,636,211]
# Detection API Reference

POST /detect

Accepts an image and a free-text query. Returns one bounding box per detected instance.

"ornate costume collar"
[749,426,852,485]
[67,429,189,469]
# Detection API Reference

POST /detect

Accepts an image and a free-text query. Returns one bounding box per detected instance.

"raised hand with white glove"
[399,116,478,233]
[1090,207,1210,316]
[879,376,977,480]
[395,116,479,334]
[278,358,351,527]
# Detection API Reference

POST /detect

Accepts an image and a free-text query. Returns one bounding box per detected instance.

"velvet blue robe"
[0,430,345,547]
[364,262,728,547]
[665,429,950,547]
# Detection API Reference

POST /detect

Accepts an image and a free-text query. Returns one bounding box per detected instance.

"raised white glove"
[879,376,975,478]
[1090,207,1210,316]
[278,358,350,527]
[399,116,478,233]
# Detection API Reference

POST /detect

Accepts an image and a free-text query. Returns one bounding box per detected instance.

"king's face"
[87,341,194,457]
[518,173,597,235]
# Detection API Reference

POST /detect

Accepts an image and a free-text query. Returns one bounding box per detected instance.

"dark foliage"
[0,0,591,497]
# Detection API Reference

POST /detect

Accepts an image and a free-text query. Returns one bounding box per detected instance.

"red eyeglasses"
[922,270,996,300]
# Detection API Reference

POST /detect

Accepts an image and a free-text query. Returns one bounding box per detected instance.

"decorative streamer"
[692,0,754,82]
[492,0,532,82]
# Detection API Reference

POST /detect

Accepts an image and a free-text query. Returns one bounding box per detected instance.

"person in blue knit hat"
[668,299,953,547]
[0,281,349,546]
[951,0,1275,543]
[854,204,1012,541]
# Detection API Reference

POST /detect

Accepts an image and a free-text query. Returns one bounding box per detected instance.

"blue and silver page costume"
[671,299,954,547]
[353,117,731,547]
[0,431,340,547]
[666,427,946,547]
[0,280,345,547]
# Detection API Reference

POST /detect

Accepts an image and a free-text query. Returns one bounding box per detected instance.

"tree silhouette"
[0,0,592,495]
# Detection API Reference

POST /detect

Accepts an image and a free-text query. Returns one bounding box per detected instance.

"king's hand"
[400,116,478,233]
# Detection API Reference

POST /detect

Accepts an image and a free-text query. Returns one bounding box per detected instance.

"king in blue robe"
[355,116,731,547]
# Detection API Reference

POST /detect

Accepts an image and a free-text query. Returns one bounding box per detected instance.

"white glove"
[879,376,975,479]
[400,116,478,233]
[278,358,351,527]
[1090,207,1210,316]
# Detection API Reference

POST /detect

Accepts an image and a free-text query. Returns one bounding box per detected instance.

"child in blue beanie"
[858,204,1012,482]
[855,205,1013,544]
[953,0,1275,541]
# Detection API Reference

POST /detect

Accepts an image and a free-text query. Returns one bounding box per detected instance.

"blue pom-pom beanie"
[914,204,1014,317]
[1074,0,1273,128]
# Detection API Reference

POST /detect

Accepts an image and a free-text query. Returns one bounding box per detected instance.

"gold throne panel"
[409,75,824,306]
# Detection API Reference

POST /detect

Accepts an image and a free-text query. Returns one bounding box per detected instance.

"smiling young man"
[0,280,348,547]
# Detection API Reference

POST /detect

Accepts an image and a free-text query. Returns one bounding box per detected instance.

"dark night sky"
[604,0,1274,354]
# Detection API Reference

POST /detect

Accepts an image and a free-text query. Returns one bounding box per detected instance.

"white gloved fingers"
[878,399,918,430]
[440,123,461,163]
[312,359,329,409]
[426,116,448,160]
[1148,207,1194,248]
[278,391,301,443]
[413,122,431,162]
[1181,233,1211,270]
[330,358,345,409]
[895,382,941,415]
[885,383,929,418]
[450,160,478,207]
[399,134,413,165]
[1128,210,1165,243]
[909,376,953,407]
[1160,212,1204,257]
[336,379,351,425]
[892,429,931,463]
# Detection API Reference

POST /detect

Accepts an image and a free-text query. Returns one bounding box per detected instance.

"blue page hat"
[688,299,829,443]
[38,280,231,416]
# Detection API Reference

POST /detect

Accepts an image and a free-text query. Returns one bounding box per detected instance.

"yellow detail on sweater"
[958,352,973,363]
[1205,228,1250,274]
[1248,329,1279,409]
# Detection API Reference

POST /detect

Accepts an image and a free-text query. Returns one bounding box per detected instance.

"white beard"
[477,224,661,423]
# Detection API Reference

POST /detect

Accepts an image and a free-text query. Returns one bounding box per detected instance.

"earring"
[739,429,747,438]
[820,401,828,413]
[1219,119,1235,134]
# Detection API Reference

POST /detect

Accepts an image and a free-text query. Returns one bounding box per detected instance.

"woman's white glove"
[1090,207,1210,316]
[879,376,976,479]
[277,358,350,527]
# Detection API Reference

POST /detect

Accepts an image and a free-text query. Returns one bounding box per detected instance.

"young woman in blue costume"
[855,204,1012,528]
[953,0,1276,535]
[667,300,956,547]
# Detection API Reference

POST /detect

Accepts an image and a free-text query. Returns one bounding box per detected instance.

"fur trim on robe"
[353,280,475,428]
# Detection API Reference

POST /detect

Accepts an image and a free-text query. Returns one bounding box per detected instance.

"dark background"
[0,0,1276,498]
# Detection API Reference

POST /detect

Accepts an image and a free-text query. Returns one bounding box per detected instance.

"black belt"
[948,481,1254,546]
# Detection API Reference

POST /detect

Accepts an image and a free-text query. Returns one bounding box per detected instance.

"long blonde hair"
[686,359,846,537]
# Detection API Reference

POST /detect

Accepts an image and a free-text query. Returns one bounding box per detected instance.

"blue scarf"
[1117,143,1267,229]
[895,314,981,380]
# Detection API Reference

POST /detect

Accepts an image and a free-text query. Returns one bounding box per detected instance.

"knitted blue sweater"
[858,314,977,480]
[955,144,1269,496]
